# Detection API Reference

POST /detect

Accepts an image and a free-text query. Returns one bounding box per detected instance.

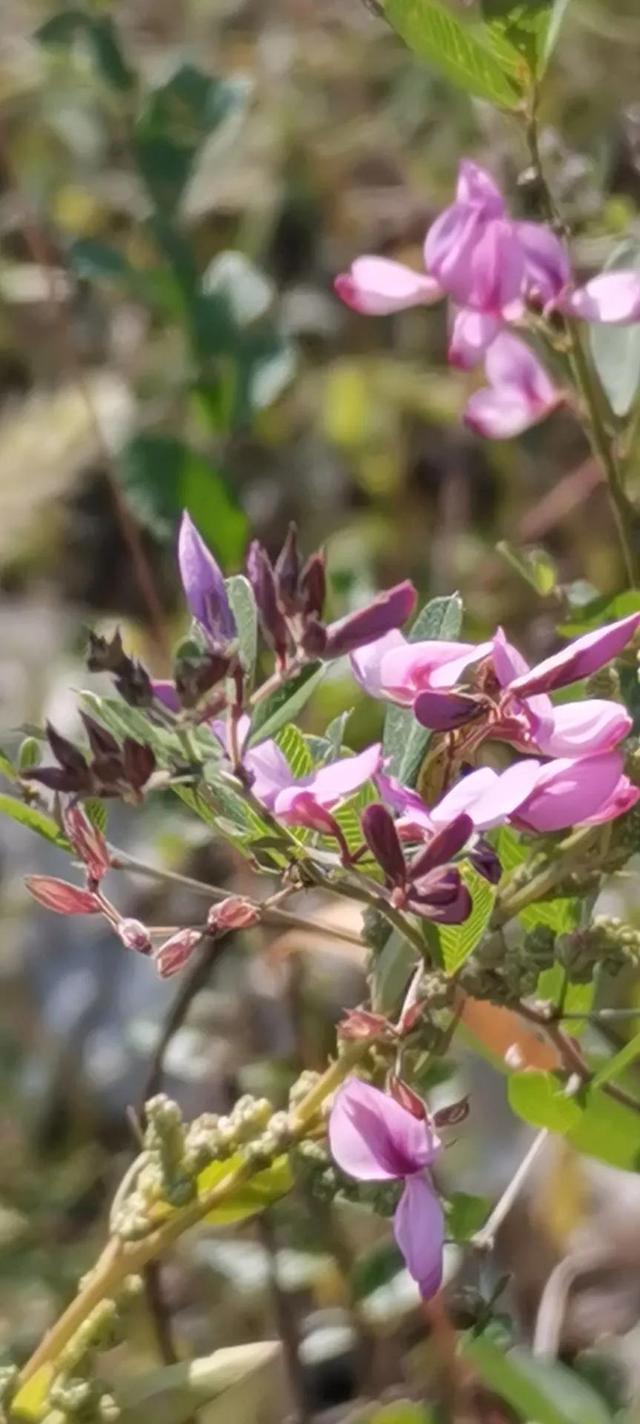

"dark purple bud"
[122,739,155,792]
[469,838,502,885]
[410,866,472,924]
[80,714,120,759]
[323,581,417,659]
[408,815,472,880]
[246,541,289,661]
[86,631,151,707]
[46,723,89,777]
[92,755,127,792]
[299,617,328,657]
[174,650,232,709]
[413,690,485,732]
[361,804,406,885]
[274,524,302,613]
[115,661,153,709]
[178,512,236,644]
[86,628,127,674]
[299,552,326,619]
[24,766,91,793]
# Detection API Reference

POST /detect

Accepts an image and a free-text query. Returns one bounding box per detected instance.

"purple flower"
[329,1078,444,1299]
[246,738,382,831]
[463,333,563,440]
[178,513,236,645]
[324,582,417,659]
[360,804,473,923]
[429,754,638,834]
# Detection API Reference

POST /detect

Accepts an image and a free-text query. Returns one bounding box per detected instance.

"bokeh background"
[2,1,640,1419]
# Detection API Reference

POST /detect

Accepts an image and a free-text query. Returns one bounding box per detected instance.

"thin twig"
[518,1002,640,1115]
[472,1129,548,1251]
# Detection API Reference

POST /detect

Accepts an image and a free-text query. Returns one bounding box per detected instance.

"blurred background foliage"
[3,1,640,1419]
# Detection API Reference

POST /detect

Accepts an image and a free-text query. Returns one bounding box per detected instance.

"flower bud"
[323,581,417,659]
[274,523,302,613]
[338,1008,393,1041]
[388,1076,427,1119]
[122,738,156,792]
[413,690,485,732]
[433,1097,469,1129]
[118,918,153,955]
[247,540,289,661]
[408,815,472,879]
[468,838,502,885]
[24,876,102,916]
[360,804,406,885]
[299,552,326,619]
[207,897,261,932]
[155,928,203,977]
[63,803,110,883]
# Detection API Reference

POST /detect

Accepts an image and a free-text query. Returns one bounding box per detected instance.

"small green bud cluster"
[292,1137,399,1215]
[585,664,622,699]
[460,925,556,1004]
[39,1279,142,1424]
[288,1070,322,1112]
[114,1093,288,1240]
[558,916,640,981]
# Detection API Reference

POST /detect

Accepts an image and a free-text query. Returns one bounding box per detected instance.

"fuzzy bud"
[389,1076,427,1119]
[117,918,153,955]
[63,803,110,883]
[207,897,261,932]
[299,552,326,619]
[154,928,203,977]
[24,875,102,916]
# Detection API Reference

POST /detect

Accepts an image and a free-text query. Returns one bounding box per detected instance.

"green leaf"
[537,964,593,1031]
[115,1344,283,1424]
[382,0,522,107]
[196,1154,292,1223]
[543,0,573,63]
[248,664,326,747]
[437,862,496,975]
[134,65,247,212]
[275,724,314,780]
[0,795,68,850]
[84,799,108,834]
[481,0,556,78]
[383,593,463,783]
[226,576,257,681]
[36,12,134,91]
[120,435,247,568]
[0,750,17,784]
[17,737,40,772]
[557,588,640,638]
[590,239,640,417]
[333,779,378,856]
[445,1191,491,1242]
[508,1069,583,1132]
[368,1407,432,1424]
[593,1029,640,1088]
[370,926,416,1014]
[496,539,557,596]
[462,1337,612,1424]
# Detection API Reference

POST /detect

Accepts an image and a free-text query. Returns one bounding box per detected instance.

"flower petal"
[581,776,640,826]
[178,512,236,642]
[512,752,626,833]
[324,582,417,658]
[517,221,571,306]
[245,739,293,808]
[329,1079,439,1182]
[431,760,543,832]
[534,699,632,757]
[455,160,505,215]
[562,271,640,324]
[350,631,406,699]
[335,257,442,315]
[508,612,640,696]
[394,1175,444,1299]
[448,308,500,370]
[307,742,382,806]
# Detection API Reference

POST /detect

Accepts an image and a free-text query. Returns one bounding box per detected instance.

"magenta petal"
[563,271,640,324]
[466,219,525,317]
[512,752,625,833]
[309,742,382,806]
[152,679,180,713]
[486,333,559,405]
[377,640,482,701]
[491,627,531,685]
[517,221,571,305]
[350,630,406,699]
[329,1079,439,1182]
[582,776,640,826]
[509,612,640,696]
[535,699,632,757]
[424,203,490,305]
[448,308,500,369]
[377,772,434,834]
[455,160,505,215]
[245,739,293,808]
[394,1175,444,1299]
[431,761,542,832]
[465,388,545,440]
[335,257,442,315]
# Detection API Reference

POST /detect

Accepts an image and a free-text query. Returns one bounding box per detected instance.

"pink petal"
[512,752,625,833]
[448,308,500,370]
[465,387,549,440]
[335,257,442,316]
[275,792,340,834]
[329,1079,439,1182]
[245,739,293,808]
[466,220,525,318]
[582,776,640,826]
[508,612,640,696]
[534,700,632,757]
[562,271,640,324]
[377,640,481,703]
[424,203,491,305]
[492,627,530,685]
[350,631,406,699]
[431,761,543,832]
[429,641,493,689]
[485,333,559,406]
[455,160,505,215]
[377,772,434,834]
[152,679,180,713]
[308,742,382,806]
[517,221,571,306]
[394,1174,444,1299]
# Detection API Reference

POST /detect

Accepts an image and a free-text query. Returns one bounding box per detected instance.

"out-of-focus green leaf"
[36,12,135,91]
[226,576,257,680]
[368,1405,433,1424]
[0,795,68,850]
[17,738,40,772]
[383,0,522,106]
[135,65,247,211]
[463,1337,612,1424]
[202,252,274,326]
[120,435,247,568]
[437,863,496,975]
[558,589,640,637]
[84,799,107,834]
[496,539,557,596]
[383,593,463,782]
[370,923,416,1014]
[445,1191,490,1242]
[115,1344,283,1424]
[196,1153,292,1223]
[537,964,593,1031]
[0,750,17,784]
[248,664,326,747]
[495,828,580,933]
[590,240,640,417]
[508,1069,583,1132]
[481,0,560,77]
[593,1029,640,1087]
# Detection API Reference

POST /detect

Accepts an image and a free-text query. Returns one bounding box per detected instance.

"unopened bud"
[155,928,202,977]
[299,552,326,619]
[338,1008,393,1041]
[247,541,289,661]
[361,804,406,885]
[63,803,110,883]
[24,875,102,916]
[118,917,153,955]
[207,897,261,932]
[274,523,302,613]
[433,1097,469,1129]
[469,838,502,885]
[389,1076,426,1119]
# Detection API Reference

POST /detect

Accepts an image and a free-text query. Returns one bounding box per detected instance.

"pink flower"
[463,334,563,440]
[329,1078,444,1299]
[247,738,382,831]
[511,752,639,834]
[335,257,442,315]
[351,634,491,705]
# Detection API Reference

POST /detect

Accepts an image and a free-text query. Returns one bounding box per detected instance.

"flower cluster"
[336,159,640,437]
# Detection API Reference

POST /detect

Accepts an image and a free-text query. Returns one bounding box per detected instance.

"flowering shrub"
[5,2,640,1422]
